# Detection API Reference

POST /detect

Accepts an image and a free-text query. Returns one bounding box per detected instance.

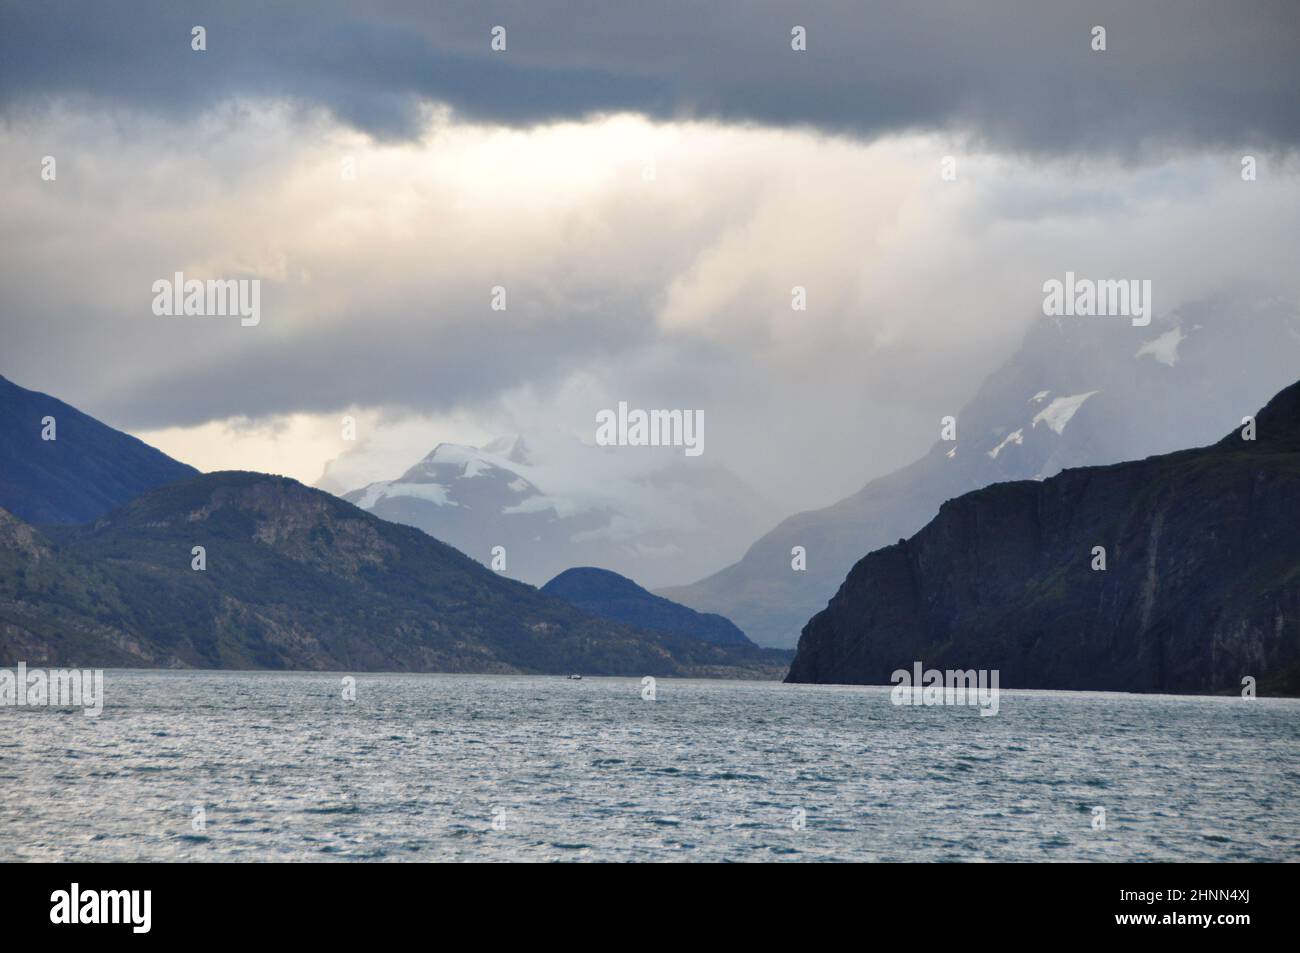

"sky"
[2,1,1299,510]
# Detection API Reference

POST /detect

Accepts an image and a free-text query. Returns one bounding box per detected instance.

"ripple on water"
[3,672,1299,862]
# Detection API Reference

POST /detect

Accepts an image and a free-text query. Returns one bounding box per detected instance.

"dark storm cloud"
[87,297,662,432]
[2,0,1297,153]
[0,1,669,140]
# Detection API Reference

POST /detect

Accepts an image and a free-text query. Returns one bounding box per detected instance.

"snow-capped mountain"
[659,295,1300,647]
[341,432,772,590]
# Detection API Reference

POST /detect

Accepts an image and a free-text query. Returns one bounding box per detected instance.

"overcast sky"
[2,1,1298,508]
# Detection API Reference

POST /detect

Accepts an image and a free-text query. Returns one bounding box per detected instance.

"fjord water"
[2,671,1297,862]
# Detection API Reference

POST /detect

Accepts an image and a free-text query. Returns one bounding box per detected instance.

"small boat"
[568,674,583,680]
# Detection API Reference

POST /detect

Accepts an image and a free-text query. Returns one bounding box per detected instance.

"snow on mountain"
[987,428,1024,459]
[1135,326,1185,367]
[1030,390,1099,435]
[660,295,1300,647]
[355,479,458,509]
[340,432,772,590]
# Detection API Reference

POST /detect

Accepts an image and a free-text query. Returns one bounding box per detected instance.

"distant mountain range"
[661,299,1300,646]
[0,378,782,677]
[339,433,773,590]
[0,374,197,524]
[0,472,786,677]
[5,296,1296,689]
[787,378,1300,694]
[543,567,755,647]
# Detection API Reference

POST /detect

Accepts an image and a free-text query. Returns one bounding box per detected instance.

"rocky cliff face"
[786,379,1300,694]
[663,300,1300,647]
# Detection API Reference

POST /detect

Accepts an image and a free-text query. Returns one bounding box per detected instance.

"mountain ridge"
[785,378,1300,693]
[0,373,198,524]
[542,566,756,647]
[661,301,1300,646]
[0,470,786,678]
[340,433,773,589]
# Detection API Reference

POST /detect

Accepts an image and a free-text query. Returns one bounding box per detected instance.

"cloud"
[3,100,1299,509]
[2,1,1298,155]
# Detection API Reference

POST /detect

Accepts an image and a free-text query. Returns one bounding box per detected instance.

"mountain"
[786,379,1300,694]
[542,567,756,647]
[661,298,1300,646]
[339,433,773,590]
[0,471,786,678]
[0,373,198,524]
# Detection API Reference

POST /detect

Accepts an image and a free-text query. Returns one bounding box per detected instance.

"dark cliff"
[661,305,1300,647]
[786,379,1300,694]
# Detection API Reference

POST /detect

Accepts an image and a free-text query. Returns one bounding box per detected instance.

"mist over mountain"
[0,381,784,677]
[787,378,1300,694]
[0,374,198,525]
[661,297,1300,647]
[339,432,774,590]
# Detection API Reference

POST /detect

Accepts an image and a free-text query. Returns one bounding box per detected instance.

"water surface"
[2,671,1297,861]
